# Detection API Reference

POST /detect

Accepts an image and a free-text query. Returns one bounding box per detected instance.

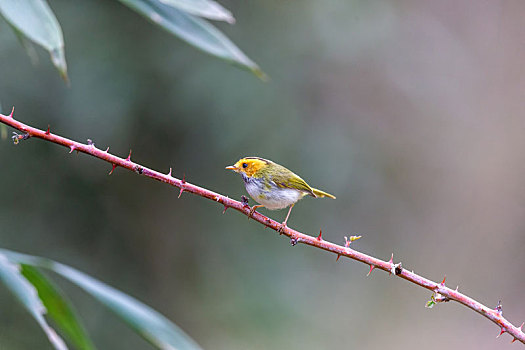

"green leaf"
[21,265,95,350]
[0,0,68,81]
[1,249,203,350]
[118,0,265,79]
[10,26,40,65]
[425,300,435,309]
[0,253,67,350]
[160,0,235,24]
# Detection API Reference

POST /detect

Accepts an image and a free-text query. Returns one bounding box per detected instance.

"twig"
[1,109,524,345]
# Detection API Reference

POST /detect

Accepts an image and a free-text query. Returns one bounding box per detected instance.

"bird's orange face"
[225,157,269,178]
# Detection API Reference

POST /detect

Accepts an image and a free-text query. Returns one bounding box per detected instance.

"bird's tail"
[312,188,336,199]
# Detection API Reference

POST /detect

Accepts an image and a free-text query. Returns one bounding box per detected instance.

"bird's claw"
[278,222,287,235]
[248,205,263,220]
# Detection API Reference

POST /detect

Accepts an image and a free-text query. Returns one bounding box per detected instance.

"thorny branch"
[1,109,524,345]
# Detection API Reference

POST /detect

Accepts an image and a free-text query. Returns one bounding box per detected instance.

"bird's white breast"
[244,179,302,210]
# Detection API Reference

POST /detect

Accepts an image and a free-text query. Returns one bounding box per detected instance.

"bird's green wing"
[270,165,315,196]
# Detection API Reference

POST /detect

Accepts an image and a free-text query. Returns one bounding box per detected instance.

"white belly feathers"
[244,179,302,210]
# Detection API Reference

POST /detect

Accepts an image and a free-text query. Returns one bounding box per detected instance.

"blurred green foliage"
[0,0,67,80]
[0,0,261,81]
[1,1,525,349]
[0,253,67,350]
[2,249,202,350]
[19,264,94,350]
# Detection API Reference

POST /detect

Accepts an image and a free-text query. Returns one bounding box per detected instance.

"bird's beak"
[225,165,238,172]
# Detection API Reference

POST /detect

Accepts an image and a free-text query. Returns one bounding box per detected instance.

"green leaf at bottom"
[0,253,67,350]
[21,265,95,350]
[1,249,202,350]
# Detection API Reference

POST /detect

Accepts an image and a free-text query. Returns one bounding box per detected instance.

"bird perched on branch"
[226,157,335,231]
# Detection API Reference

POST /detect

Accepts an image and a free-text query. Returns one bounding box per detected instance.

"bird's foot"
[278,204,294,234]
[248,205,263,220]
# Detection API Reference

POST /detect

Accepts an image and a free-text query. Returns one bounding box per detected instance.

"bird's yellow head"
[225,157,270,178]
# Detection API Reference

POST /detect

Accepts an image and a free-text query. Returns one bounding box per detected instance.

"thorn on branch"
[367,265,375,276]
[336,254,341,261]
[126,149,132,162]
[109,164,117,175]
[388,253,394,264]
[497,327,506,338]
[69,145,76,153]
[222,205,228,214]
[105,147,110,152]
[178,174,187,198]
[9,106,14,118]
[87,139,95,147]
[317,229,322,241]
[441,275,446,285]
[45,125,50,135]
[11,132,30,145]
[167,168,172,177]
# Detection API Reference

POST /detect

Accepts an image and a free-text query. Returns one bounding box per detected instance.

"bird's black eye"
[242,163,248,168]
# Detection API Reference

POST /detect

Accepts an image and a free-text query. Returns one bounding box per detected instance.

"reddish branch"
[1,109,524,345]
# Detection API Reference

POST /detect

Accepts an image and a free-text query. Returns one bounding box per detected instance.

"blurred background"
[1,0,524,349]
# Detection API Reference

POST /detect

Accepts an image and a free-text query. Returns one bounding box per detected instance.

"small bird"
[226,157,335,230]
